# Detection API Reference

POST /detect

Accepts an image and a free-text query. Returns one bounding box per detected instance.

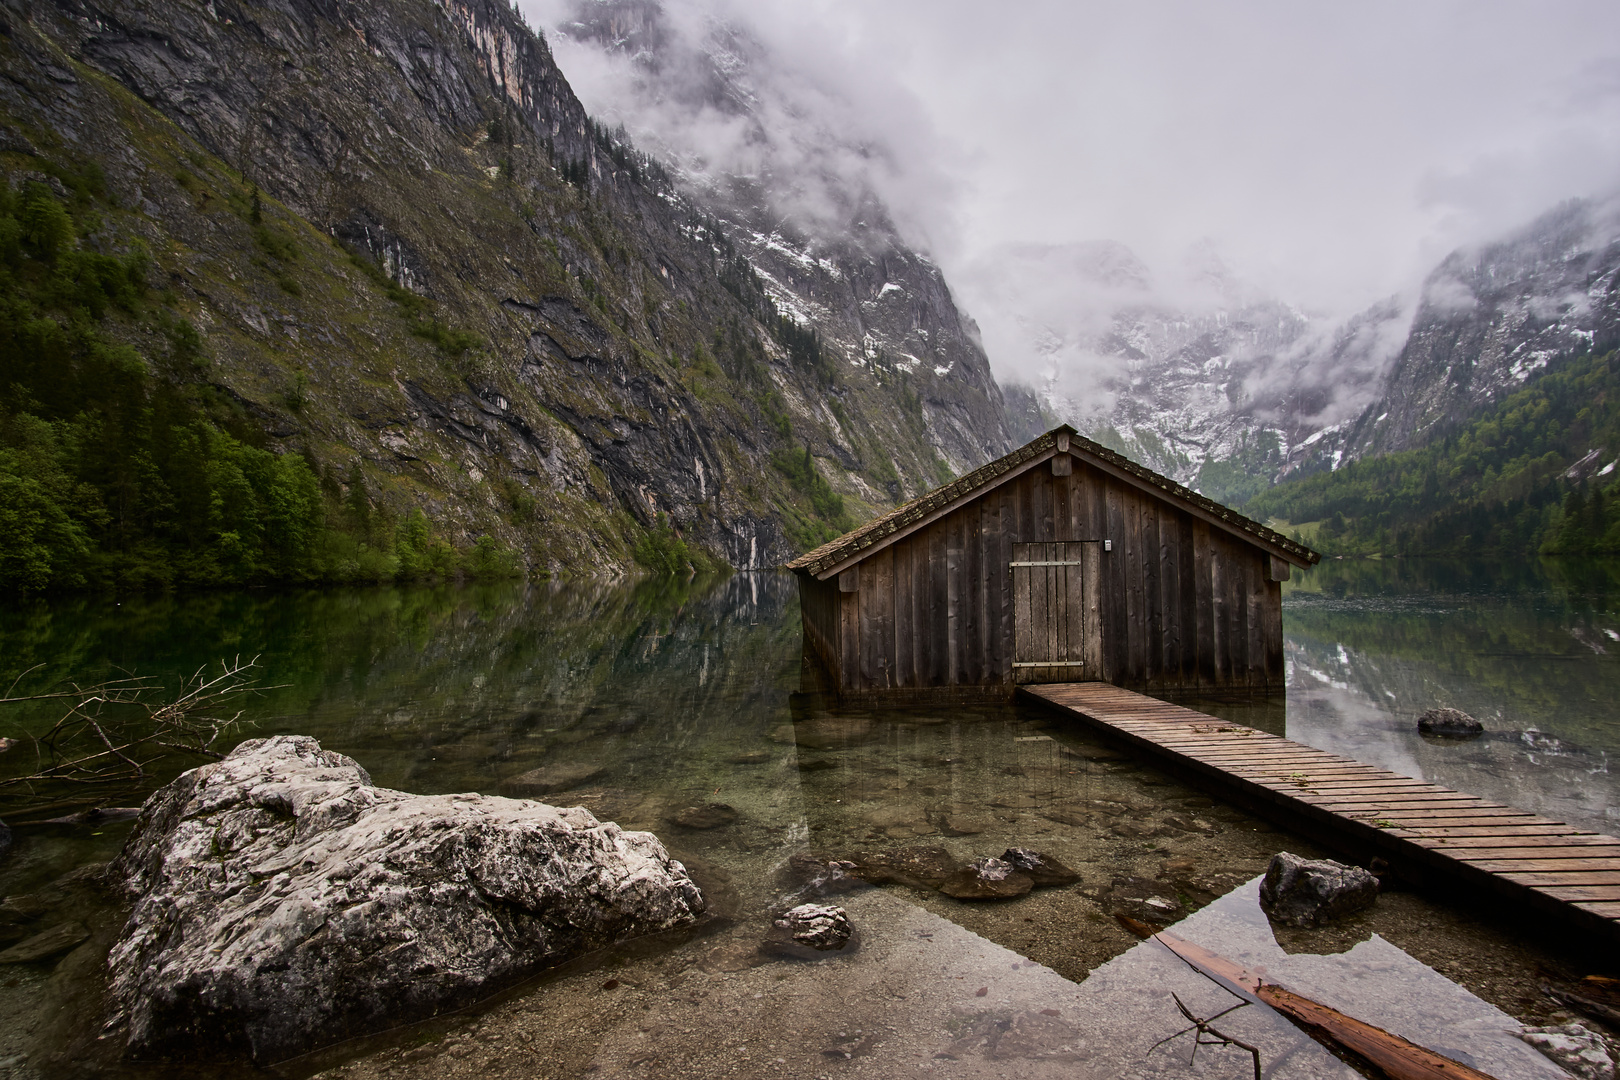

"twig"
[1150,936,1264,1080]
[1148,992,1262,1080]
[1,657,267,804]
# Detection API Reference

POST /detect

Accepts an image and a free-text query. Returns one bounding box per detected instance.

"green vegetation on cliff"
[0,172,515,593]
[1244,348,1620,556]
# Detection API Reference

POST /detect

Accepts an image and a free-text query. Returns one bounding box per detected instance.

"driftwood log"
[1156,931,1501,1080]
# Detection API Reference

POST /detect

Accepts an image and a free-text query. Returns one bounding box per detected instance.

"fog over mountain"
[528,0,1620,487]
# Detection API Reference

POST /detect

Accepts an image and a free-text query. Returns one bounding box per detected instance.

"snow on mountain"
[547,0,1010,483]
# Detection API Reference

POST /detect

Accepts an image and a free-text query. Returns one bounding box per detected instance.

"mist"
[522,0,1620,394]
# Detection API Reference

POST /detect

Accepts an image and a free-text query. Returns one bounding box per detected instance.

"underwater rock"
[1518,1023,1616,1080]
[1259,851,1379,927]
[0,817,9,861]
[500,762,608,796]
[0,920,90,964]
[865,804,933,837]
[1416,707,1484,738]
[939,856,1034,900]
[789,716,874,750]
[728,751,773,765]
[842,846,963,890]
[107,735,704,1063]
[938,812,995,836]
[1096,875,1185,923]
[1001,848,1081,887]
[763,903,859,958]
[1038,807,1090,827]
[669,803,738,829]
[782,853,866,898]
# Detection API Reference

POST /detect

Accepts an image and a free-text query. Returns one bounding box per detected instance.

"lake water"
[1280,559,1620,835]
[2,561,1617,1075]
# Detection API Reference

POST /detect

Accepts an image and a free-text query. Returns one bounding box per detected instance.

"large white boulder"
[106,736,704,1062]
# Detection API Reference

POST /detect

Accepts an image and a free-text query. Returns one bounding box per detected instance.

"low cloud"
[526,0,1620,400]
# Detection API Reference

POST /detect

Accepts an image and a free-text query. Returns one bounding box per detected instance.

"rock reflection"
[1279,559,1620,834]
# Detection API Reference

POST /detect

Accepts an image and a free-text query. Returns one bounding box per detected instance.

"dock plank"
[1021,681,1620,945]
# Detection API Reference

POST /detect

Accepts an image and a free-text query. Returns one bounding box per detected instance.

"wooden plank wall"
[797,573,840,676]
[814,455,1283,696]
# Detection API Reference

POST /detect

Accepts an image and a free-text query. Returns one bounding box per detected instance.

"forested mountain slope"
[1243,347,1620,557]
[0,0,1010,591]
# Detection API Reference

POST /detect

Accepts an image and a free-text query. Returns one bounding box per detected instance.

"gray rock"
[763,903,858,959]
[1000,848,1081,888]
[1417,707,1484,738]
[106,735,704,1063]
[0,921,90,964]
[1519,1023,1616,1080]
[1258,851,1379,927]
[939,857,1034,901]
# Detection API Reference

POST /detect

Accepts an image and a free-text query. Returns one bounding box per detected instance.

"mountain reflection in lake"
[4,567,1617,1075]
[1280,559,1620,835]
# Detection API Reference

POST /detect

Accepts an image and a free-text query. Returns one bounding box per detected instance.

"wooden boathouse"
[787,426,1319,700]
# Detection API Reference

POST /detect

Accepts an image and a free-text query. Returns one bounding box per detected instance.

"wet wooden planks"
[1022,681,1620,946]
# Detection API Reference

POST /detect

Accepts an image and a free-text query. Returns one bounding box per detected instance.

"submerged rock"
[1095,875,1185,924]
[669,803,738,830]
[0,817,9,861]
[1417,707,1484,738]
[499,762,607,796]
[939,856,1034,900]
[0,920,90,964]
[107,735,704,1063]
[1519,1023,1616,1080]
[1259,851,1379,927]
[1001,848,1081,887]
[763,903,859,959]
[842,846,963,890]
[938,812,995,836]
[782,853,866,898]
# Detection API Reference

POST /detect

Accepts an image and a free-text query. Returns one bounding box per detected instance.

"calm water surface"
[1,561,1617,1075]
[1280,559,1620,834]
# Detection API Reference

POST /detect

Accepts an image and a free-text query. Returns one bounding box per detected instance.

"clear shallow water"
[1281,559,1620,834]
[0,564,1615,1075]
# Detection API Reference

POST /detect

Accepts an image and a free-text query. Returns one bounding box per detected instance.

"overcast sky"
[528,0,1620,325]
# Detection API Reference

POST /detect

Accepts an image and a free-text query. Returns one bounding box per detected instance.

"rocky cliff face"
[1002,193,1620,500]
[1336,195,1620,463]
[554,0,1011,491]
[3,0,1007,575]
[984,241,1348,496]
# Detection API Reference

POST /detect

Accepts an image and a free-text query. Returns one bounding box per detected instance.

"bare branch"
[1,658,267,809]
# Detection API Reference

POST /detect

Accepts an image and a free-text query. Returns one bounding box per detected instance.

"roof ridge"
[784,427,1318,576]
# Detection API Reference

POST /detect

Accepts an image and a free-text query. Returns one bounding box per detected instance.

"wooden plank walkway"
[1022,682,1620,948]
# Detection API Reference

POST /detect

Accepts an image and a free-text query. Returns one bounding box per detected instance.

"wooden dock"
[1023,682,1620,948]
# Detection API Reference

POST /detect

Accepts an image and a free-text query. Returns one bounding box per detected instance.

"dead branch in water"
[0,656,274,810]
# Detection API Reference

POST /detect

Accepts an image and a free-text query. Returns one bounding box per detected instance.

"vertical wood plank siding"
[799,455,1286,697]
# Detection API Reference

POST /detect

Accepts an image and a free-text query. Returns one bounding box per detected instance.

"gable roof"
[786,425,1320,579]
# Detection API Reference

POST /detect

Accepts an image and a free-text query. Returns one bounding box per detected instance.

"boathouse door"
[1010,541,1102,683]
